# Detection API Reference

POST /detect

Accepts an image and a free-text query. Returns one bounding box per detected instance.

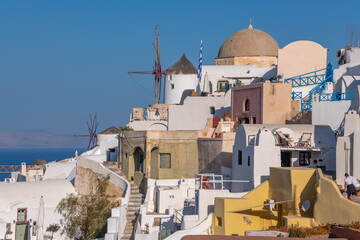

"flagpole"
[197,40,203,94]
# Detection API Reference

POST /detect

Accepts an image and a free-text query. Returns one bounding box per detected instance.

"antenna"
[128,25,164,104]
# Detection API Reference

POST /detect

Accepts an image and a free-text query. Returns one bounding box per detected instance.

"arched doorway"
[134,147,144,173]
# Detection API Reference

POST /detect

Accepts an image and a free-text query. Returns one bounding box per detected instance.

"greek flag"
[198,40,203,83]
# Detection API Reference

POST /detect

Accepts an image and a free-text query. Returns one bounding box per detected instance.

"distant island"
[0,130,88,148]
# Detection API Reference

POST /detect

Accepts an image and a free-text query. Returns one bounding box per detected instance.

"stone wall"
[75,156,126,203]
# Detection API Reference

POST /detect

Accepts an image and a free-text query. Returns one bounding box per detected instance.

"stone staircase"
[103,162,145,240]
[121,181,145,240]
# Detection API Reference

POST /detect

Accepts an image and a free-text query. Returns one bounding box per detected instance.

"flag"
[198,40,203,83]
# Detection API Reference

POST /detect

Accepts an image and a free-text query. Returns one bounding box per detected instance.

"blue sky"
[0,0,358,137]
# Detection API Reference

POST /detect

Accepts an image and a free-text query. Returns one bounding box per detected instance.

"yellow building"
[120,130,200,184]
[212,167,360,236]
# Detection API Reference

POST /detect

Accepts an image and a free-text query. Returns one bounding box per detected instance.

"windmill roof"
[165,54,198,75]
[99,126,119,134]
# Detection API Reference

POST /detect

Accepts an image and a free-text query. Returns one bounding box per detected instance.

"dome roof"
[165,53,198,75]
[217,25,279,58]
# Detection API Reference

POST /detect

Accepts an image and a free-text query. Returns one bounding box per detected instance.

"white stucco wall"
[168,92,231,131]
[200,65,276,92]
[231,127,281,193]
[128,121,168,131]
[0,180,75,240]
[232,124,336,192]
[312,101,352,131]
[164,74,197,104]
[97,134,118,154]
[336,111,360,186]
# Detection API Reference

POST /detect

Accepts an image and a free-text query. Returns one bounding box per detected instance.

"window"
[17,208,26,222]
[244,99,250,112]
[299,151,311,166]
[248,156,251,166]
[210,106,215,114]
[32,221,37,236]
[209,82,213,94]
[6,223,11,233]
[170,75,172,80]
[217,80,229,92]
[252,117,256,124]
[160,153,171,168]
[238,151,242,165]
[171,84,174,89]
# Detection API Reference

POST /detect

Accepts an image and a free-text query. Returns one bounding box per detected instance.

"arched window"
[244,99,250,112]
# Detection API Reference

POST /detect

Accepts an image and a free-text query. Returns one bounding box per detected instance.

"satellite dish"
[301,200,311,212]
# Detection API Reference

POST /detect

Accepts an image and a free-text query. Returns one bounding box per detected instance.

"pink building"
[231,82,296,125]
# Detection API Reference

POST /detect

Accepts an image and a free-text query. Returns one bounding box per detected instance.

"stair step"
[123,229,133,234]
[127,215,137,220]
[127,210,138,215]
[122,233,132,238]
[128,203,141,208]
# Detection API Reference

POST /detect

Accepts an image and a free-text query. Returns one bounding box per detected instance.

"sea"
[0,148,87,181]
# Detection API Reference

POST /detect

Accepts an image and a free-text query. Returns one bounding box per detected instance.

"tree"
[119,125,133,131]
[56,175,119,240]
[46,224,60,240]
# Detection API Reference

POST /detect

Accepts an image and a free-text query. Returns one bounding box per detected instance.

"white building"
[231,124,336,192]
[0,180,75,240]
[134,176,246,240]
[42,161,77,184]
[163,54,198,105]
[81,126,119,163]
[336,110,360,187]
[312,46,360,132]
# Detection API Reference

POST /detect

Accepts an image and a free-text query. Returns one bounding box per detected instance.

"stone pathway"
[103,162,145,240]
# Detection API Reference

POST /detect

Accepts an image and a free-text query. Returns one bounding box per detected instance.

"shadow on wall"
[180,89,195,104]
[214,107,231,120]
[199,152,232,174]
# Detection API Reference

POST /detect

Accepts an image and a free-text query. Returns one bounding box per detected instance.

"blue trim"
[292,91,302,100]
[285,68,326,87]
[290,63,334,111]
[319,92,355,102]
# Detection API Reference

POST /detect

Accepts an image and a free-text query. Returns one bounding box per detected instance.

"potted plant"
[5,230,12,240]
[215,133,221,138]
[222,111,231,121]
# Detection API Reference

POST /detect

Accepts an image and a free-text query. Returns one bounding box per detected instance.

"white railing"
[195,173,251,190]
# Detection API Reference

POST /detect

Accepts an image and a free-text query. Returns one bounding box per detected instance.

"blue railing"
[285,68,326,87]
[297,63,334,111]
[319,92,355,102]
[292,91,302,100]
[301,101,311,111]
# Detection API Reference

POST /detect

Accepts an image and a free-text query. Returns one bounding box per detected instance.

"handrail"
[299,64,334,111]
[319,92,355,102]
[195,173,251,190]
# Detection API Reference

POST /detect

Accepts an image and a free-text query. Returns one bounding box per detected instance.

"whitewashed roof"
[236,124,336,148]
[43,162,76,180]
[0,179,75,212]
